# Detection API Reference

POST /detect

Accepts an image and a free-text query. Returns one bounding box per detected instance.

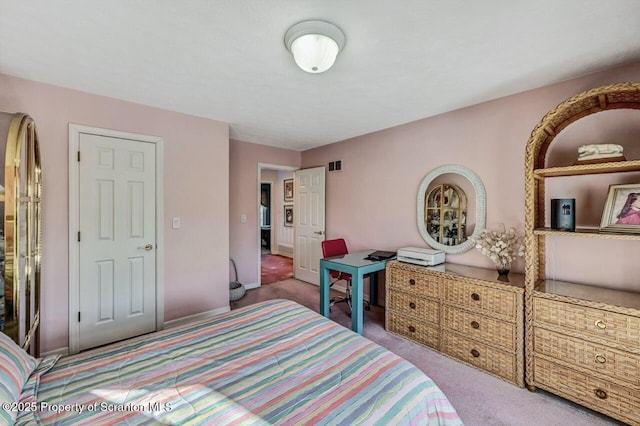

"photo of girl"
[600,184,640,233]
[615,192,640,225]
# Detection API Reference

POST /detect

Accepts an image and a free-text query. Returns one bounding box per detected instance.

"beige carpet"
[232,278,621,426]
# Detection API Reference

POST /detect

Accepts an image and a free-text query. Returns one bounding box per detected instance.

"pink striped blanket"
[17,299,461,425]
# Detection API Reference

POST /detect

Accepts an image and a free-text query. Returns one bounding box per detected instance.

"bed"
[2,299,461,425]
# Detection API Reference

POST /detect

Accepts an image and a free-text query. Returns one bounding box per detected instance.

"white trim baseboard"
[163,306,230,329]
[244,282,260,290]
[41,347,70,358]
[42,306,229,357]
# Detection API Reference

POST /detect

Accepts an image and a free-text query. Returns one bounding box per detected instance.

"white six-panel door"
[77,133,157,351]
[294,167,326,284]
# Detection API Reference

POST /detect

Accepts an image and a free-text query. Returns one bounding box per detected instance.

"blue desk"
[320,250,391,334]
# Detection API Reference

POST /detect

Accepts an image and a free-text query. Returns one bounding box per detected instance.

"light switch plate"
[172,217,181,229]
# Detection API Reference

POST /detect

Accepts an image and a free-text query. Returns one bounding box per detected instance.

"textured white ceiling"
[1,1,639,151]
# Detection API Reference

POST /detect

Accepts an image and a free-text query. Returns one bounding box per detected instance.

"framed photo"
[599,183,640,233]
[283,178,294,202]
[284,205,294,227]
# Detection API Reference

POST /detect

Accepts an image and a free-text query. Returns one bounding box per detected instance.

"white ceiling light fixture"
[284,20,346,73]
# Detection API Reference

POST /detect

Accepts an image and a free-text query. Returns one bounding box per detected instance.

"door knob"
[138,244,154,251]
[314,230,324,235]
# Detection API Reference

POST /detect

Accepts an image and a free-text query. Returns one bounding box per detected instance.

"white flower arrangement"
[470,224,524,270]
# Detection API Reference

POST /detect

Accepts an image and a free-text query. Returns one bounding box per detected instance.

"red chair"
[321,238,370,316]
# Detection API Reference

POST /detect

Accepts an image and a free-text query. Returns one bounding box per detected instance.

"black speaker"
[551,199,575,231]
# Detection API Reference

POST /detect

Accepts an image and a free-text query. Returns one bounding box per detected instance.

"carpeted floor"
[231,278,622,426]
[260,254,293,284]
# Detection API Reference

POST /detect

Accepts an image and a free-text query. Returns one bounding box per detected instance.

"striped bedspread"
[21,300,461,425]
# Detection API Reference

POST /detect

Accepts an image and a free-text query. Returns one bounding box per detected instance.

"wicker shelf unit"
[385,261,525,387]
[524,82,640,425]
[533,159,640,178]
[533,227,640,240]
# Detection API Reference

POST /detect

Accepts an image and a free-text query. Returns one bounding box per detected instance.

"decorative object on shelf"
[284,20,346,73]
[599,183,640,232]
[470,224,524,276]
[550,198,575,231]
[417,164,486,254]
[574,143,626,165]
[283,178,294,201]
[284,205,294,226]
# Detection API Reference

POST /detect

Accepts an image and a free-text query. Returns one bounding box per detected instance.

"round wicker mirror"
[417,165,486,254]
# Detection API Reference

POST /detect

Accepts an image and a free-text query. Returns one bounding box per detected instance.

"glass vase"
[496,260,511,277]
[496,267,510,276]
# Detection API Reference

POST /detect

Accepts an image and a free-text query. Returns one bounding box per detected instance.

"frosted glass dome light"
[285,20,346,73]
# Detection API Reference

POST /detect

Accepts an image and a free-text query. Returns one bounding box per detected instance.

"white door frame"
[257,163,297,287]
[68,124,165,354]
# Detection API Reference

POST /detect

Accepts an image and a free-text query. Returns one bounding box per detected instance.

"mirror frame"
[417,164,486,254]
[1,112,42,355]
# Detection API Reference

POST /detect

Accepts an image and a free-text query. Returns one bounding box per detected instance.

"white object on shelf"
[577,143,623,161]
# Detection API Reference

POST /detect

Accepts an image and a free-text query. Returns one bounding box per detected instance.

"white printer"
[397,247,445,266]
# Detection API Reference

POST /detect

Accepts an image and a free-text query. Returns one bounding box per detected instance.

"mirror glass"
[425,183,467,246]
[417,165,486,254]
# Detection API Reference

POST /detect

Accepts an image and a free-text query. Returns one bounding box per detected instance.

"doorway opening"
[260,182,272,254]
[258,163,297,286]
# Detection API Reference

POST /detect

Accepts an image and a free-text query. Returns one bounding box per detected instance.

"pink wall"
[302,62,640,292]
[229,140,301,285]
[4,60,638,352]
[0,74,230,352]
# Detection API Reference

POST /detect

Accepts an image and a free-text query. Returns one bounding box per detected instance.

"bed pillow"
[0,332,37,424]
[16,354,60,426]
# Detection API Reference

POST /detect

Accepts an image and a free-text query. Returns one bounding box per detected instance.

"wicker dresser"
[531,283,640,425]
[385,261,525,386]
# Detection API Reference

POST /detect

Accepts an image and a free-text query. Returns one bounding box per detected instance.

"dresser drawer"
[443,279,516,318]
[533,297,640,349]
[443,305,516,351]
[387,312,439,349]
[534,327,640,387]
[388,290,439,324]
[534,357,640,425]
[442,332,517,385]
[387,263,440,299]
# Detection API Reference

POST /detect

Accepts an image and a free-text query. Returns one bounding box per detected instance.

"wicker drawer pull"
[594,319,607,330]
[470,349,480,358]
[409,278,416,285]
[594,388,608,400]
[408,325,416,333]
[471,293,480,301]
[409,302,416,309]
[470,320,480,329]
[594,354,607,364]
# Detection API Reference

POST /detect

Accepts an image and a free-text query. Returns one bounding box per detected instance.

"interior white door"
[294,167,326,284]
[78,134,157,351]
